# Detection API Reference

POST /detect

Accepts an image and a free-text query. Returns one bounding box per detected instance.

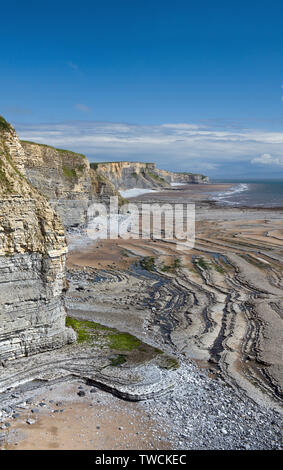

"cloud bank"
[15,120,283,178]
[251,153,283,167]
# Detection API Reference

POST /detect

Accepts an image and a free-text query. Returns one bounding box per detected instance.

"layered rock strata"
[91,161,209,190]
[64,203,283,411]
[0,117,75,361]
[156,168,209,184]
[21,141,120,229]
[19,145,208,230]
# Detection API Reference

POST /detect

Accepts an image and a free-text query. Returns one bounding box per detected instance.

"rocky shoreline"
[0,358,281,450]
[0,118,282,449]
[1,199,283,449]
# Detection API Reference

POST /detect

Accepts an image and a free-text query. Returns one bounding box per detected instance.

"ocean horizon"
[210,179,283,208]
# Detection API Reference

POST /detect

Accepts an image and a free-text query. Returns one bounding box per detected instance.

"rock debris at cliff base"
[0,361,282,450]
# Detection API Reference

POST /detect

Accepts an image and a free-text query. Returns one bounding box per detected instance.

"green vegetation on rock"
[62,166,78,181]
[109,354,127,366]
[0,116,11,131]
[62,163,85,181]
[118,194,129,207]
[147,171,167,185]
[194,257,211,270]
[66,317,111,343]
[140,256,156,271]
[213,263,225,273]
[107,331,141,351]
[194,257,226,274]
[66,316,179,369]
[161,258,182,273]
[159,357,180,370]
[66,316,141,351]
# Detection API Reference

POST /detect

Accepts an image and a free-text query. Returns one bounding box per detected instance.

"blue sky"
[1,0,283,178]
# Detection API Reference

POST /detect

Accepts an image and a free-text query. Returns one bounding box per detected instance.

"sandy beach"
[3,381,174,450]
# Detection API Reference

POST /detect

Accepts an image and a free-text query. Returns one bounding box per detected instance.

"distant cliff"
[19,144,208,229]
[91,161,209,190]
[90,161,169,190]
[21,141,120,228]
[156,168,209,184]
[0,116,75,361]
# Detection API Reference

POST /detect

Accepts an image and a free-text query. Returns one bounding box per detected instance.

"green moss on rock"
[62,166,78,181]
[140,256,156,271]
[65,316,180,369]
[0,116,11,131]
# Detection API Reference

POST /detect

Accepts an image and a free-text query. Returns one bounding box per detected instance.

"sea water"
[211,180,283,208]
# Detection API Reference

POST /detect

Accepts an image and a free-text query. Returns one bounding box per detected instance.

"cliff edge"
[21,141,120,228]
[0,116,75,361]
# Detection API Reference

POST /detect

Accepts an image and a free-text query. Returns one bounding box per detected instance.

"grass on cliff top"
[0,116,11,131]
[20,140,86,158]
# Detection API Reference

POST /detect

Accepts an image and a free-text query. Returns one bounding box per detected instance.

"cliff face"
[19,145,208,230]
[155,168,209,184]
[0,117,75,361]
[91,161,209,190]
[21,141,119,228]
[91,162,170,190]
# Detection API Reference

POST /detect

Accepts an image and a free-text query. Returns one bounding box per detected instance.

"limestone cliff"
[19,145,208,230]
[155,168,209,184]
[21,141,119,228]
[91,161,209,190]
[0,116,75,361]
[91,162,169,190]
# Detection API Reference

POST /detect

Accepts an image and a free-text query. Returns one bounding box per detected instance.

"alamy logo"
[86,197,195,250]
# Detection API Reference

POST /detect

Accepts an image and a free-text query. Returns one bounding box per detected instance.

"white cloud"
[161,123,204,130]
[15,120,283,175]
[251,153,283,166]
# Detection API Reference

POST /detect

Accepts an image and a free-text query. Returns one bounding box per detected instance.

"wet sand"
[65,193,283,412]
[129,183,233,203]
[67,239,137,270]
[4,381,174,450]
